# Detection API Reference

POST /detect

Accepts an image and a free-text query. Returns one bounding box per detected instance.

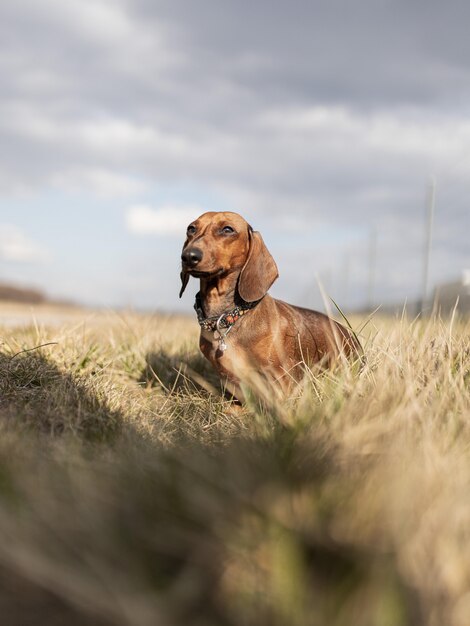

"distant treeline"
[0,283,47,304]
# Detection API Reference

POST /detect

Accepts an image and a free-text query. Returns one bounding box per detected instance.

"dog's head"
[179,211,278,302]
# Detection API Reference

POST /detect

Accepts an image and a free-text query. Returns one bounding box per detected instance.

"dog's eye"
[221,225,235,235]
[187,225,196,235]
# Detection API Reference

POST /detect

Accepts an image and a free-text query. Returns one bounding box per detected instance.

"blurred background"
[0,0,469,315]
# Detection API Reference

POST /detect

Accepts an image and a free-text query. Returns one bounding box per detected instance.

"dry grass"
[0,305,469,626]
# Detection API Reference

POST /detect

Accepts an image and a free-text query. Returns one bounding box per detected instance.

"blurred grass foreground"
[0,304,469,626]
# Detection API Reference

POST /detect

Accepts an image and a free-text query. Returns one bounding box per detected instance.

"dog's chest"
[199,327,249,375]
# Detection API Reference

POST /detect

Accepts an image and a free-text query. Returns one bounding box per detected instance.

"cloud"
[2,0,470,203]
[53,167,148,197]
[126,205,204,236]
[0,0,469,308]
[0,224,50,263]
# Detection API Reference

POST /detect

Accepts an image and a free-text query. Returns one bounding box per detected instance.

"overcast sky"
[0,0,469,312]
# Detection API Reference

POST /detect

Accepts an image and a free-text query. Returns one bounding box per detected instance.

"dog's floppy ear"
[238,228,279,302]
[179,269,190,298]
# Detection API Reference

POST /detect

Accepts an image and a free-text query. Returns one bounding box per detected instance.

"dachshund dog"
[180,211,361,398]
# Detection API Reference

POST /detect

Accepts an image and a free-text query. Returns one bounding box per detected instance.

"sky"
[0,0,469,312]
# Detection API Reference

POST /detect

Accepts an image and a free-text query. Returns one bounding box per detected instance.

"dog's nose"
[181,247,203,267]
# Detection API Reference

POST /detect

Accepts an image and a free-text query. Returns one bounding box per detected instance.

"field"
[0,303,469,626]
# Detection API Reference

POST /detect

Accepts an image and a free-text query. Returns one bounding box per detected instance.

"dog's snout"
[181,247,203,267]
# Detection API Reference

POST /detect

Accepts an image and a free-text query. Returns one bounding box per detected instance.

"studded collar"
[194,292,260,332]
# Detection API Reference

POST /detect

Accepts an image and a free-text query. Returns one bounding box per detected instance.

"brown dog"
[180,211,361,397]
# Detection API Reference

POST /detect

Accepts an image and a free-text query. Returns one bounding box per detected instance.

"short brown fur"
[180,211,361,398]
